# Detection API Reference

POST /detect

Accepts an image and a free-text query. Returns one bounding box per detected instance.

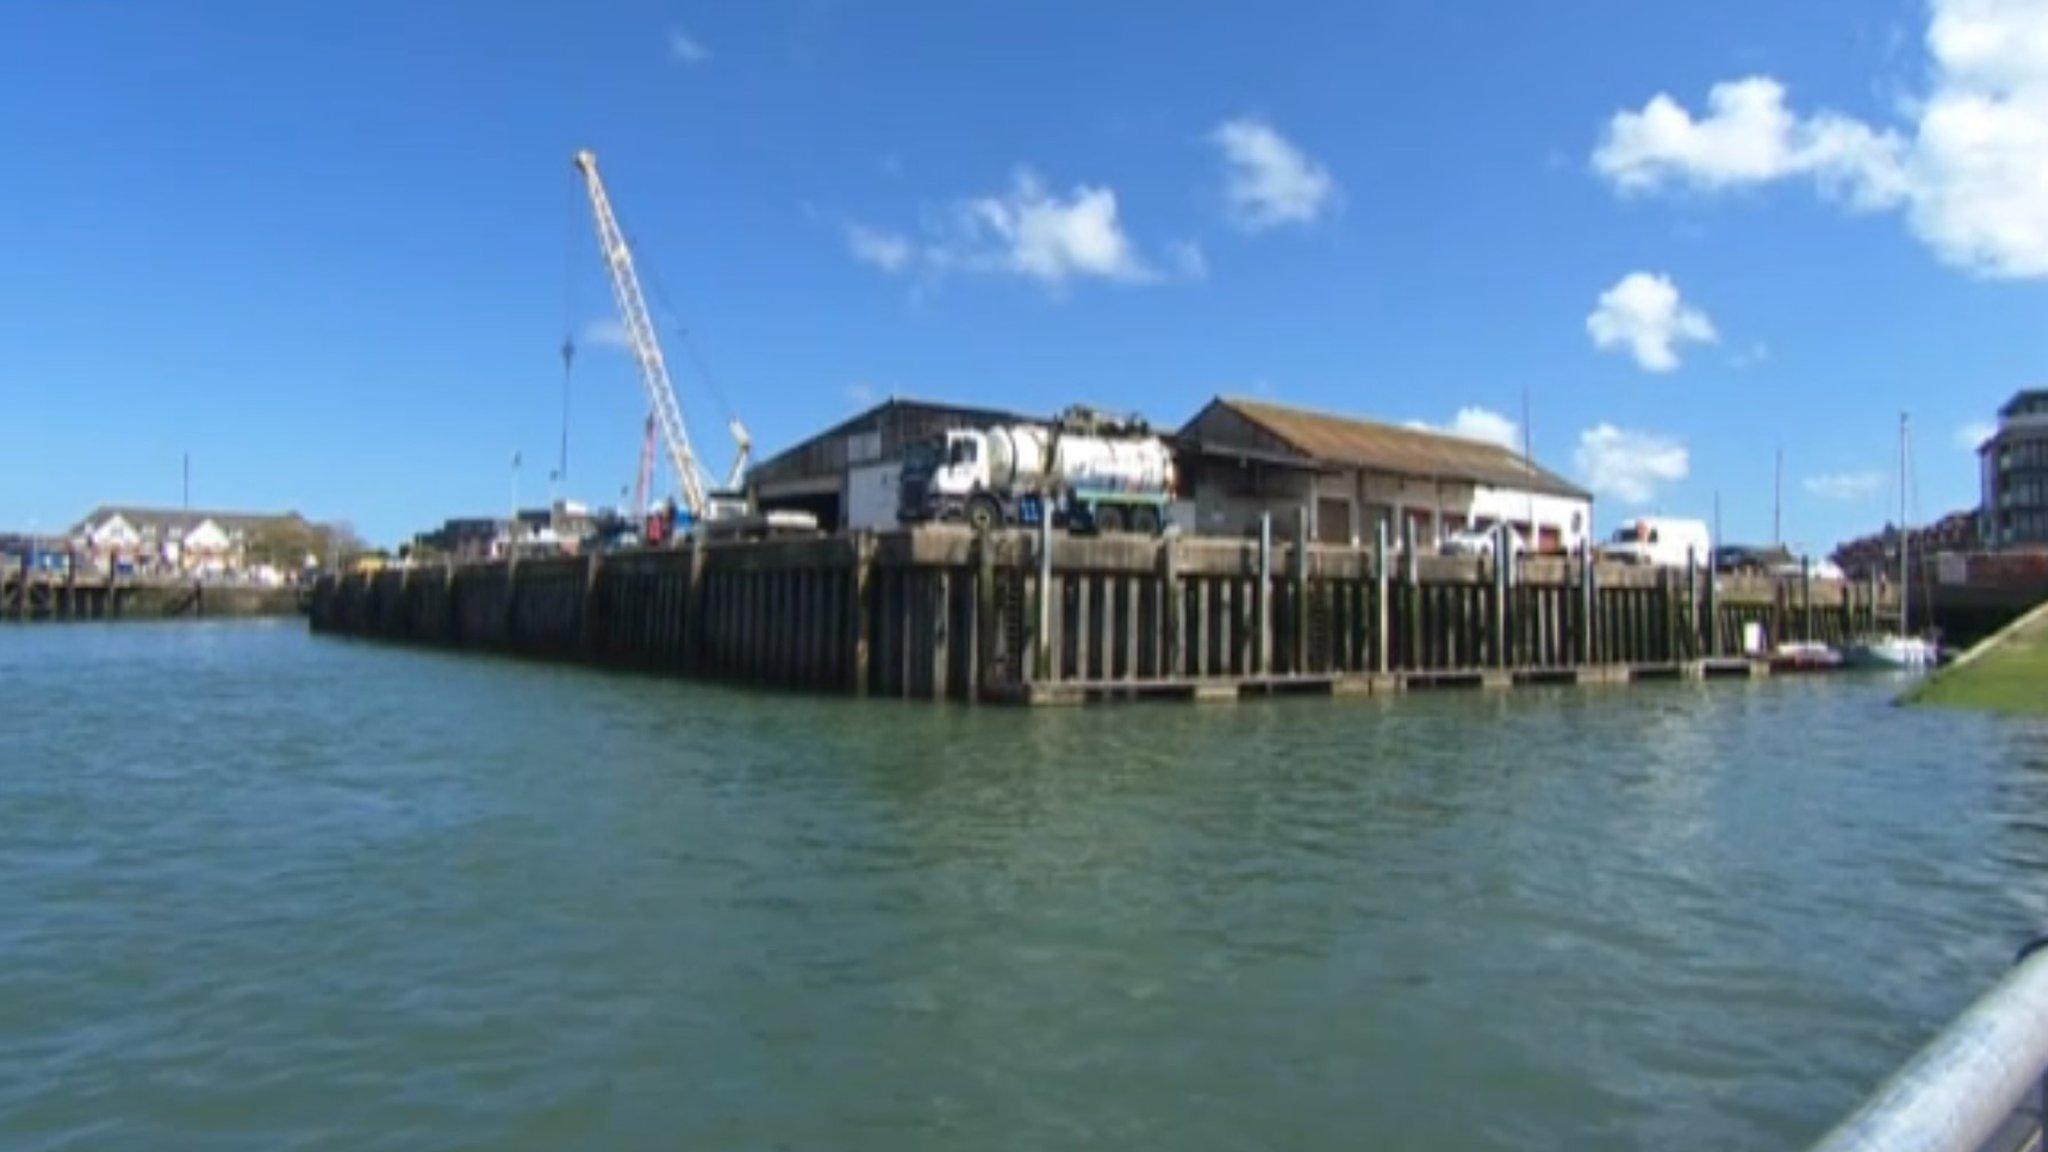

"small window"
[948,439,978,466]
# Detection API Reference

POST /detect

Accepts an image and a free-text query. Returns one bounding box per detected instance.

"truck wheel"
[1131,506,1161,535]
[966,495,1003,534]
[1094,505,1126,534]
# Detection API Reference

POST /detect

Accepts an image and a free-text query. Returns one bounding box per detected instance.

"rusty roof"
[1192,397,1591,500]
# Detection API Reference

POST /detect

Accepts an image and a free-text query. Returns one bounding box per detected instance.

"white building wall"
[1469,486,1592,553]
[844,461,903,531]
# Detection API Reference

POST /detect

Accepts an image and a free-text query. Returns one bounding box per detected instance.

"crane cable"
[558,169,578,487]
[627,228,742,438]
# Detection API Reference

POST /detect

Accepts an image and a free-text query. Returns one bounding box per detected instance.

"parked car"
[1714,544,1794,574]
[1600,517,1711,568]
[1440,524,1527,559]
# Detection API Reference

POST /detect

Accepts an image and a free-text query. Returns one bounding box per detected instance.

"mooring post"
[1292,506,1309,675]
[1257,513,1273,675]
[1374,521,1390,673]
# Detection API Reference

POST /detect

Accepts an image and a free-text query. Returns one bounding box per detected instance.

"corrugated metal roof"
[1199,397,1591,500]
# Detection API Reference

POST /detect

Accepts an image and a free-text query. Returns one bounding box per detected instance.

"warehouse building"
[748,397,1038,530]
[1175,397,1593,551]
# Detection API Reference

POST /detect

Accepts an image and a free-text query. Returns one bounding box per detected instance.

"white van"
[1600,517,1711,568]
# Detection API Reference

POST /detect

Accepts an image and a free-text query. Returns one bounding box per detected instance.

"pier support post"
[1292,506,1309,675]
[1704,554,1720,657]
[1257,513,1273,675]
[1492,523,1510,669]
[850,534,874,695]
[1034,516,1053,683]
[1401,518,1420,670]
[1374,521,1390,674]
[1162,535,1183,678]
[971,533,993,700]
[1578,543,1596,665]
[1801,556,1814,642]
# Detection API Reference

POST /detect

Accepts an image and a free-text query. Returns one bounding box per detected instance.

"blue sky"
[6,0,2044,550]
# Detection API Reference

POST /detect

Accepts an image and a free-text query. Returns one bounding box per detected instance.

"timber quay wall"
[308,520,1888,705]
[2,572,301,623]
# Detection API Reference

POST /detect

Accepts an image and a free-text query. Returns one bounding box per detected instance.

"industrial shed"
[1176,397,1593,551]
[748,397,1038,530]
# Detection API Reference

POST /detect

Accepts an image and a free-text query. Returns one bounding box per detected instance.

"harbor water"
[4,620,2045,1150]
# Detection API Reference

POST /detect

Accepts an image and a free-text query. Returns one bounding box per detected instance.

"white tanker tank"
[900,408,1177,534]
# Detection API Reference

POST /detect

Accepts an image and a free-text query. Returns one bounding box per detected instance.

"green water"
[5,621,2046,1150]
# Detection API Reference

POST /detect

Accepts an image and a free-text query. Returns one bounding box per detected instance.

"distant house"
[70,506,317,574]
[1176,397,1593,551]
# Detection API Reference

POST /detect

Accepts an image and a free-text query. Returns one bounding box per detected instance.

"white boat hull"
[1843,635,1939,670]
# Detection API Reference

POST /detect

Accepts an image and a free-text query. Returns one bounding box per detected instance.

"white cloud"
[845,224,913,273]
[1407,407,1522,451]
[951,170,1157,284]
[1956,419,1998,449]
[1210,117,1338,230]
[1593,76,1910,208]
[844,382,878,407]
[1592,0,2048,279]
[1804,470,1887,500]
[1575,424,1690,504]
[846,169,1186,289]
[1585,272,1718,372]
[668,28,711,65]
[1729,341,1771,368]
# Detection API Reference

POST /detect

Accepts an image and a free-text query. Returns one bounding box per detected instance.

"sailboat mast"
[1898,413,1911,631]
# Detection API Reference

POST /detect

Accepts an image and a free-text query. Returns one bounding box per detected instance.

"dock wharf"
[1,569,301,622]
[309,516,1889,704]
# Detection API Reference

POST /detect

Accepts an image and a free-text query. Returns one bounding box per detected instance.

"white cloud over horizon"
[1576,424,1691,504]
[1592,0,2048,279]
[1211,117,1338,230]
[1586,272,1718,372]
[1804,470,1887,500]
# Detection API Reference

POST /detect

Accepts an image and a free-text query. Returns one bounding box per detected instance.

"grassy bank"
[1905,600,2048,716]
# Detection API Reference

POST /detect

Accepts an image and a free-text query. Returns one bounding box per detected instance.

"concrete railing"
[1807,941,2048,1152]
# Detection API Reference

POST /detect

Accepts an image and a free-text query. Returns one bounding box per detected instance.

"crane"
[574,148,728,524]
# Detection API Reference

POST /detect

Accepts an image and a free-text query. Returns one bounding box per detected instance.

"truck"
[898,406,1177,534]
[1599,516,1711,568]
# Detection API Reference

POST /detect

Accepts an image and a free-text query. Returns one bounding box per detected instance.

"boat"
[1772,640,1844,671]
[1843,633,1938,669]
[1843,413,1939,672]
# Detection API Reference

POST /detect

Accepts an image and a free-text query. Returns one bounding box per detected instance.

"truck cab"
[897,430,990,525]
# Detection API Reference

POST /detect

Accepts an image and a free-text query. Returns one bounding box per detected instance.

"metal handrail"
[1807,939,2048,1152]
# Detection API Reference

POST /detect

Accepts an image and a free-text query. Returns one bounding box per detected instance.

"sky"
[5,0,2045,551]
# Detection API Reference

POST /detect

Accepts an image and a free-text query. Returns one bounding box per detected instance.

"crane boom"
[573,149,710,522]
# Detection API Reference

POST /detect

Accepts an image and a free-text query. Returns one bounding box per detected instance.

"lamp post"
[508,451,523,563]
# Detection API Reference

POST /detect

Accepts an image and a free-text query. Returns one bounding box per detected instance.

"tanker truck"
[898,406,1176,534]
